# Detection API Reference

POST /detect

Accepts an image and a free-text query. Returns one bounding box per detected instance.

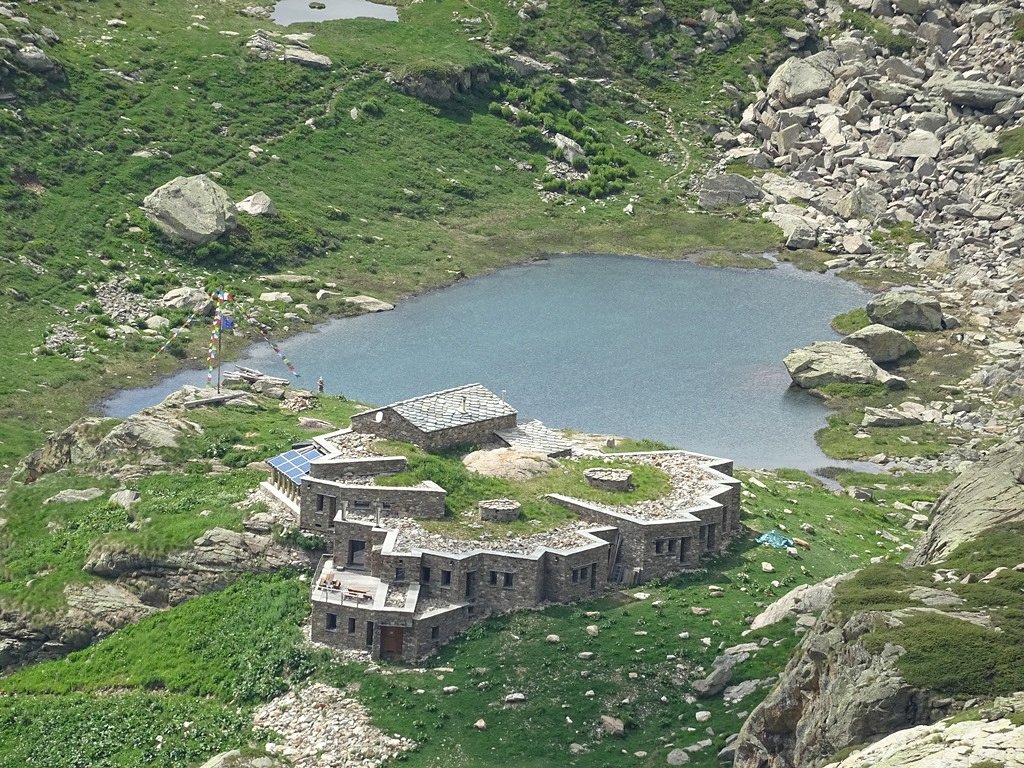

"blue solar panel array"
[268,446,322,485]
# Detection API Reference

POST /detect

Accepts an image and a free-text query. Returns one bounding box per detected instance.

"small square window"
[580,566,589,581]
[668,539,677,553]
[326,613,337,631]
[441,570,452,586]
[655,540,665,554]
[503,572,513,589]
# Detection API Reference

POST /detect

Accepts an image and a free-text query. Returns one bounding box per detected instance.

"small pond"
[271,0,398,24]
[102,255,871,472]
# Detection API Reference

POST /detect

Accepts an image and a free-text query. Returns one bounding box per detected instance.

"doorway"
[380,626,404,660]
[348,539,366,568]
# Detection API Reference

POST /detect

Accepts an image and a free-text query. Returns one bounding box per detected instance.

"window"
[395,565,406,582]
[655,539,665,554]
[326,613,337,631]
[572,568,580,583]
[580,566,589,582]
[348,540,366,568]
[421,566,431,583]
[316,494,325,512]
[441,570,452,587]
[366,621,374,647]
[431,625,440,640]
[489,570,498,585]
[503,572,514,589]
[668,539,677,554]
[466,606,475,616]
[354,500,371,510]
[347,617,356,633]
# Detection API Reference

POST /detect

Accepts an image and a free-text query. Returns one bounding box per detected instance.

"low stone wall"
[478,498,521,522]
[299,478,446,531]
[308,455,408,481]
[584,467,633,492]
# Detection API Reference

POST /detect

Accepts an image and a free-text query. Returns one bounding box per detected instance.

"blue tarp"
[757,531,794,549]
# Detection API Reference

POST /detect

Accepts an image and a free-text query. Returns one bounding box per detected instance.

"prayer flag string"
[260,330,300,378]
[151,312,196,359]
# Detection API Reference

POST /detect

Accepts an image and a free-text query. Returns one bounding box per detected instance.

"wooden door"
[380,626,404,660]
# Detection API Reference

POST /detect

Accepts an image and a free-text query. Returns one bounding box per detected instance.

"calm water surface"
[103,255,869,471]
[271,0,398,24]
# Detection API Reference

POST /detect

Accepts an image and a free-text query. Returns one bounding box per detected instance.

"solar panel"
[268,446,322,485]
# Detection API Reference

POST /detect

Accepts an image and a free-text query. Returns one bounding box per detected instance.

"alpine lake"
[103,255,871,473]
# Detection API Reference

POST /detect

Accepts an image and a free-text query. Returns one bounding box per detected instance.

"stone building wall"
[308,455,408,480]
[411,605,471,657]
[541,546,608,602]
[311,599,420,659]
[546,495,733,583]
[299,478,446,531]
[350,408,517,451]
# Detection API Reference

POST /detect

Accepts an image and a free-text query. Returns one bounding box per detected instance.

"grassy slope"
[0,0,786,473]
[833,523,1024,698]
[0,468,950,768]
[0,395,362,614]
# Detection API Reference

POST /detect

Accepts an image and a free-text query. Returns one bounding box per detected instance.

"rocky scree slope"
[701,0,1024,472]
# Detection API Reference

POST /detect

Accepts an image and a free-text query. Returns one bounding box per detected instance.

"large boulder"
[236,191,277,216]
[784,341,907,391]
[750,573,853,631]
[19,408,202,482]
[891,129,941,159]
[733,605,961,768]
[697,174,763,209]
[834,188,888,220]
[867,290,943,331]
[940,79,1021,110]
[283,45,332,69]
[823,701,1024,768]
[15,45,58,74]
[906,437,1024,567]
[344,295,395,313]
[766,52,839,107]
[463,448,559,482]
[842,324,918,364]
[142,175,238,245]
[161,286,213,314]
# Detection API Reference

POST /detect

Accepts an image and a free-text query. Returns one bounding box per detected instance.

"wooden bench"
[345,588,372,603]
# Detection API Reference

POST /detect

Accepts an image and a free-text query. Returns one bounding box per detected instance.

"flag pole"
[217,318,223,394]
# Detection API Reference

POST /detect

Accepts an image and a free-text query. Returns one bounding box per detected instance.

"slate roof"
[495,420,573,458]
[365,384,517,433]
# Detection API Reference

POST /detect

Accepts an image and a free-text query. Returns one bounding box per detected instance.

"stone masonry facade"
[263,387,741,662]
